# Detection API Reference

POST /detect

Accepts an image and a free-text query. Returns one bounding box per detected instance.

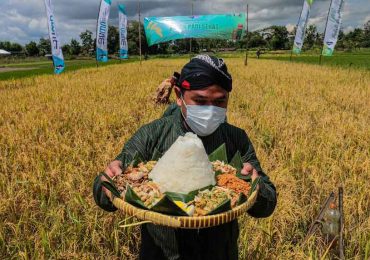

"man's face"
[175,84,229,117]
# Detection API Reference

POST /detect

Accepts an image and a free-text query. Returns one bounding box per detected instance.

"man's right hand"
[101,160,123,197]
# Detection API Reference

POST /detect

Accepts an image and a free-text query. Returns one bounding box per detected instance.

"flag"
[118,4,128,59]
[144,13,246,46]
[44,0,65,74]
[322,0,344,56]
[96,0,112,62]
[293,0,314,54]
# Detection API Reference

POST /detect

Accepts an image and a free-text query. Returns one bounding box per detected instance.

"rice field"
[0,58,369,259]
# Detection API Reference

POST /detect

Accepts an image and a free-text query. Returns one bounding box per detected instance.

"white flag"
[119,4,128,59]
[44,0,65,74]
[322,0,344,56]
[293,0,314,54]
[96,0,112,62]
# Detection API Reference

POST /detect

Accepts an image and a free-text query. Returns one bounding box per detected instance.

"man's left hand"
[241,163,260,188]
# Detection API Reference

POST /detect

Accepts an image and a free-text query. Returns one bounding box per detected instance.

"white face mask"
[181,96,226,136]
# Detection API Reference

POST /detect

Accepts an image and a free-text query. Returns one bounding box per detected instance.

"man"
[256,49,261,59]
[93,55,277,260]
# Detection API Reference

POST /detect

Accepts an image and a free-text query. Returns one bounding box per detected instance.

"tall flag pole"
[291,0,314,59]
[96,0,112,63]
[244,3,249,66]
[119,4,128,60]
[190,0,194,56]
[321,0,344,62]
[137,0,142,64]
[44,0,65,74]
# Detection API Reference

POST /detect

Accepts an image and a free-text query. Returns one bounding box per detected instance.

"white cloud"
[364,15,370,24]
[343,26,354,33]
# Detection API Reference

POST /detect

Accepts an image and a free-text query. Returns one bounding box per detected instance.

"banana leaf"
[165,191,193,203]
[237,193,248,205]
[214,170,224,177]
[187,185,215,200]
[151,196,189,216]
[99,172,121,198]
[208,143,227,163]
[229,151,252,181]
[207,199,232,215]
[124,185,147,209]
[125,185,189,216]
[248,177,261,197]
[230,151,243,173]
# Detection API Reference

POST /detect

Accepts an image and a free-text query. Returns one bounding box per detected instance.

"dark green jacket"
[93,104,277,260]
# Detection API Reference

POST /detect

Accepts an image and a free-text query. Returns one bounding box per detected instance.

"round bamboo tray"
[110,190,258,229]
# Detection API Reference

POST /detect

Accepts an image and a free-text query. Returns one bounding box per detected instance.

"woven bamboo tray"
[109,189,258,229]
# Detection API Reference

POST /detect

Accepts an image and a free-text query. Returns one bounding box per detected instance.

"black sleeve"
[240,131,277,218]
[93,175,117,212]
[247,173,277,218]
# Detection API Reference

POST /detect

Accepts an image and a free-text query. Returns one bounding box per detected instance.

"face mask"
[181,96,226,136]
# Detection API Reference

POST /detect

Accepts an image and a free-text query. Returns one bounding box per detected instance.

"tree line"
[1,20,369,58]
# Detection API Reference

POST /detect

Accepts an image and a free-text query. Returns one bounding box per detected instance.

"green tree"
[0,41,12,50]
[261,26,289,50]
[336,30,345,49]
[363,20,370,47]
[127,21,147,55]
[305,25,318,49]
[10,43,23,53]
[246,32,267,49]
[38,38,51,56]
[344,28,364,50]
[107,25,119,55]
[79,30,94,55]
[70,39,81,56]
[25,41,39,56]
[62,44,71,56]
[0,41,23,53]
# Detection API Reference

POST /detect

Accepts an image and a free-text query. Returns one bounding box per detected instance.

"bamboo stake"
[339,186,344,259]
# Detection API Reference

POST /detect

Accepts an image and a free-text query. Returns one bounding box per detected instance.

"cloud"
[0,0,369,45]
[285,23,295,33]
[363,15,370,25]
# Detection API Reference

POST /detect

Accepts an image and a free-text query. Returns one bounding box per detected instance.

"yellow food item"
[174,200,195,216]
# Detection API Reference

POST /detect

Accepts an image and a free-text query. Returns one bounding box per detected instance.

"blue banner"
[144,13,246,46]
[96,0,111,62]
[119,4,128,59]
[44,0,65,74]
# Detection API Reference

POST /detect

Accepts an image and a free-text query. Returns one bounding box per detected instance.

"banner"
[118,4,128,59]
[322,0,344,56]
[293,0,314,54]
[96,0,112,62]
[144,13,246,46]
[44,0,65,74]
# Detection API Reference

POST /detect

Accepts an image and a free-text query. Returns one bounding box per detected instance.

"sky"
[0,0,369,45]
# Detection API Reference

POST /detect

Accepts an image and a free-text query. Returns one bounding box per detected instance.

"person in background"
[256,49,262,59]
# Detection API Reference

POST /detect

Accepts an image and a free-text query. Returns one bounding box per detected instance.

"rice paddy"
[0,57,369,259]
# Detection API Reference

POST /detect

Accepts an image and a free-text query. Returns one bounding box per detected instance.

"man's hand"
[241,163,260,192]
[101,160,123,198]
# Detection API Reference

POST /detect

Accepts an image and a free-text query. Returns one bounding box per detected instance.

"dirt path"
[0,67,37,73]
